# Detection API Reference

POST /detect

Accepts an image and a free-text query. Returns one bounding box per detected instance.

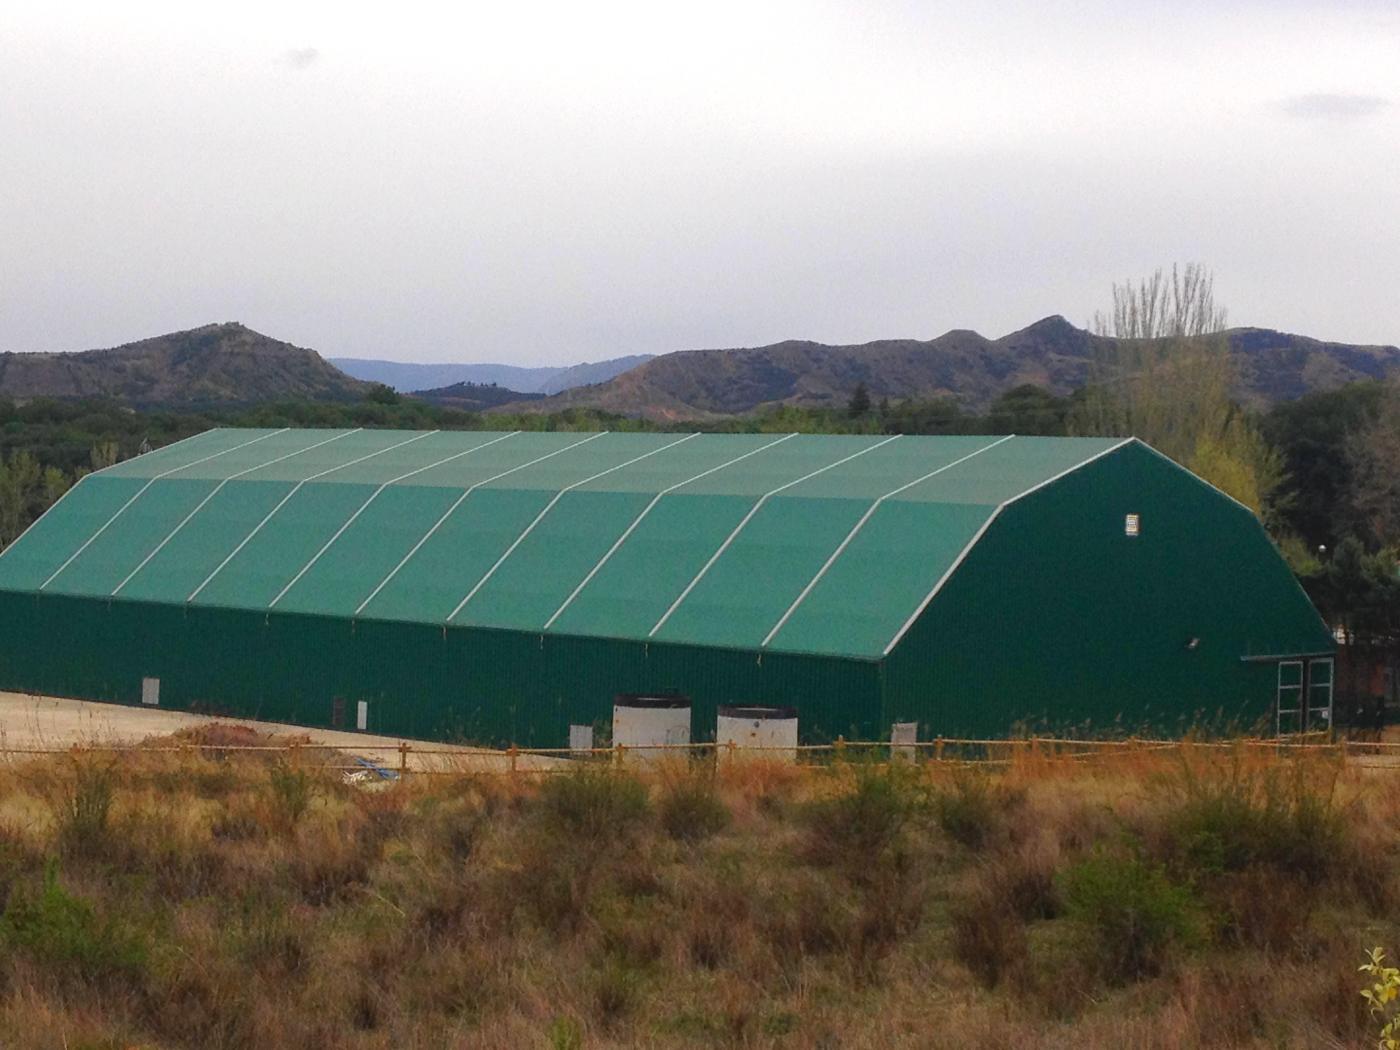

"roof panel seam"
[111,428,363,596]
[878,436,1135,657]
[647,434,902,638]
[447,432,701,622]
[541,432,800,630]
[265,430,529,609]
[38,428,289,591]
[759,433,1016,649]
[352,431,609,617]
[185,429,451,603]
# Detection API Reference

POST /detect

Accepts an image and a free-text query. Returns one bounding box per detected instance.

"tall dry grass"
[0,732,1389,1047]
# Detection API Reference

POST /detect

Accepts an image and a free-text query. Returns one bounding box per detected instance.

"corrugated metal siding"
[0,591,881,746]
[880,443,1334,737]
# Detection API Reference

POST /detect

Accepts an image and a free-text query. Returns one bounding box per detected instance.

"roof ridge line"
[542,431,801,631]
[185,428,459,604]
[352,430,609,618]
[38,428,289,592]
[112,428,364,597]
[648,433,901,639]
[447,432,699,623]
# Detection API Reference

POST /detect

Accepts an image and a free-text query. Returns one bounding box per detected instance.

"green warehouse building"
[0,428,1335,744]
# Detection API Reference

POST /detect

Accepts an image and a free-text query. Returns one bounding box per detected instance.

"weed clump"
[932,767,1021,849]
[1159,754,1348,883]
[537,764,651,839]
[56,758,115,859]
[658,769,730,843]
[267,760,317,831]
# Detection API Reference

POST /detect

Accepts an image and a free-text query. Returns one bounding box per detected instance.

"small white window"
[141,677,160,706]
[356,700,369,731]
[1125,513,1140,537]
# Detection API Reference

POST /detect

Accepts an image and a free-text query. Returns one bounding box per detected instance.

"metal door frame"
[1305,656,1334,733]
[1277,659,1304,736]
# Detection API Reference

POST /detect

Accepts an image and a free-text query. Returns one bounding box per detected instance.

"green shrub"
[1059,848,1203,981]
[658,772,730,843]
[537,765,650,839]
[804,761,926,870]
[0,861,148,983]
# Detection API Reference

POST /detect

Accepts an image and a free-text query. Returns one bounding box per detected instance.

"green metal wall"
[880,443,1334,738]
[0,592,882,747]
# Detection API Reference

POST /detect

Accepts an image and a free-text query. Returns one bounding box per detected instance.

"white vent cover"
[356,700,369,731]
[141,677,160,706]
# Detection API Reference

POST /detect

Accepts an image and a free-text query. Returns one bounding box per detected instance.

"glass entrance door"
[1277,660,1303,735]
[1305,658,1334,733]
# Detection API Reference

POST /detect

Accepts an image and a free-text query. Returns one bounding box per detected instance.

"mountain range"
[498,317,1400,420]
[1,318,1394,420]
[329,354,653,394]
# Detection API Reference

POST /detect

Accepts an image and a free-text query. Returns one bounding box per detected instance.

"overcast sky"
[2,1,1398,365]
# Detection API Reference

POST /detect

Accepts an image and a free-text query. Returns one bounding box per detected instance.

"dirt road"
[0,692,558,772]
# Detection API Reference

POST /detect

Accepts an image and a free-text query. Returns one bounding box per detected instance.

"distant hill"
[499,317,1400,421]
[0,323,368,407]
[409,381,546,411]
[330,354,653,394]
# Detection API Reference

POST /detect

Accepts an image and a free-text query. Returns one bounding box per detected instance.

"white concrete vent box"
[717,705,798,760]
[612,694,691,760]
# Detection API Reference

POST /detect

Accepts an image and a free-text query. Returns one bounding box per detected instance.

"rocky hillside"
[0,323,368,407]
[501,317,1400,420]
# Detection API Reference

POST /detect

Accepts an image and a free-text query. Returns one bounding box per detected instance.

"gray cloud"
[1280,92,1390,119]
[281,47,320,70]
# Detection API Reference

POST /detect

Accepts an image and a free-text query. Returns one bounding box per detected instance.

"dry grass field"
[0,732,1395,1048]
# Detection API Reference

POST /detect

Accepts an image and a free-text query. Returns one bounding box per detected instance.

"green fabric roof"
[0,428,1127,659]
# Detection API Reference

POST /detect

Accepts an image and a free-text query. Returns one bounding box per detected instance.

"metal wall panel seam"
[265,430,527,608]
[353,431,609,617]
[0,427,226,566]
[447,432,701,622]
[648,434,902,638]
[541,432,801,630]
[879,437,1134,657]
[185,430,443,603]
[111,429,363,596]
[760,433,1016,648]
[39,429,290,591]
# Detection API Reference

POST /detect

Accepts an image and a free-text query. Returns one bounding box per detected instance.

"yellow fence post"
[398,742,409,779]
[934,736,944,764]
[508,744,519,780]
